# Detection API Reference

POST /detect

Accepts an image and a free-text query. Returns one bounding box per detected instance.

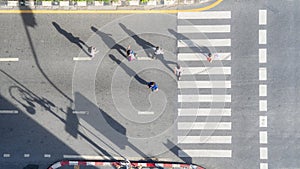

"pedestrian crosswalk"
[176,11,232,158]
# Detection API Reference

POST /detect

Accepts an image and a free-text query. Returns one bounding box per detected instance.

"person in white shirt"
[174,64,183,80]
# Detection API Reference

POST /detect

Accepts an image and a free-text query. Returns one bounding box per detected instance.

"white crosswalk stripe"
[176,11,232,158]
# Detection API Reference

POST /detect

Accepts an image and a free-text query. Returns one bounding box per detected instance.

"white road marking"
[260,163,268,169]
[73,57,92,61]
[178,136,232,144]
[260,147,268,159]
[178,53,231,61]
[3,154,10,158]
[259,116,268,127]
[259,10,267,25]
[63,155,171,161]
[44,154,51,158]
[259,48,267,63]
[24,154,30,158]
[182,67,231,75]
[259,67,267,80]
[178,122,231,130]
[72,111,89,114]
[0,110,18,114]
[178,108,231,116]
[178,95,231,102]
[259,131,268,144]
[259,100,267,111]
[177,25,230,33]
[178,81,231,88]
[0,58,19,62]
[178,39,231,47]
[259,85,267,96]
[137,57,153,60]
[259,30,267,44]
[178,11,231,19]
[178,149,232,157]
[138,111,154,115]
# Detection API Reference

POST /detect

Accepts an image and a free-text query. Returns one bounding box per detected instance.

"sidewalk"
[0,0,218,11]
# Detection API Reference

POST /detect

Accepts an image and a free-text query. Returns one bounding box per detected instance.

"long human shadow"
[52,22,90,56]
[1,69,116,159]
[91,26,127,58]
[119,23,155,58]
[168,28,211,54]
[109,54,148,85]
[19,6,73,105]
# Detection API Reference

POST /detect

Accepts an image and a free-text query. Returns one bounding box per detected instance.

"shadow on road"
[109,54,148,85]
[168,28,211,54]
[119,23,155,58]
[91,26,127,58]
[164,139,192,164]
[52,21,90,56]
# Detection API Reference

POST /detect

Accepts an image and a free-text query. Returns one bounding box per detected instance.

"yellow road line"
[0,0,222,13]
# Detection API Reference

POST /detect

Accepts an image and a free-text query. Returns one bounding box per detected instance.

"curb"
[48,160,206,169]
[0,0,217,11]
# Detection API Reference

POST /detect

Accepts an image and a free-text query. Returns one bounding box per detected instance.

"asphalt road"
[1,1,300,169]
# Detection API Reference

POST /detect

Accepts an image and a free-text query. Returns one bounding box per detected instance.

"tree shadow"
[0,69,115,158]
[91,26,127,58]
[19,6,73,106]
[109,54,148,85]
[119,23,155,58]
[52,21,90,56]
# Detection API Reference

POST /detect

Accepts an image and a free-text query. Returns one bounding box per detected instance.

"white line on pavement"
[259,30,267,44]
[178,136,232,144]
[178,39,231,47]
[259,116,268,128]
[260,147,268,159]
[0,110,18,114]
[259,67,267,80]
[259,48,267,63]
[178,122,231,130]
[259,131,268,144]
[178,95,231,102]
[72,111,89,115]
[260,163,268,169]
[178,149,232,158]
[177,25,230,33]
[24,154,30,158]
[0,58,19,62]
[73,57,92,61]
[182,67,231,75]
[178,53,231,61]
[138,111,154,115]
[259,10,267,25]
[3,154,10,158]
[178,81,231,88]
[44,154,51,158]
[178,108,231,116]
[259,85,267,96]
[178,11,231,19]
[259,100,267,111]
[137,57,153,60]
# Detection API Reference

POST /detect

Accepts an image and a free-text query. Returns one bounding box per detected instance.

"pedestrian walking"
[126,45,136,61]
[88,46,99,58]
[206,53,213,62]
[174,64,183,80]
[154,46,164,55]
[147,82,158,92]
